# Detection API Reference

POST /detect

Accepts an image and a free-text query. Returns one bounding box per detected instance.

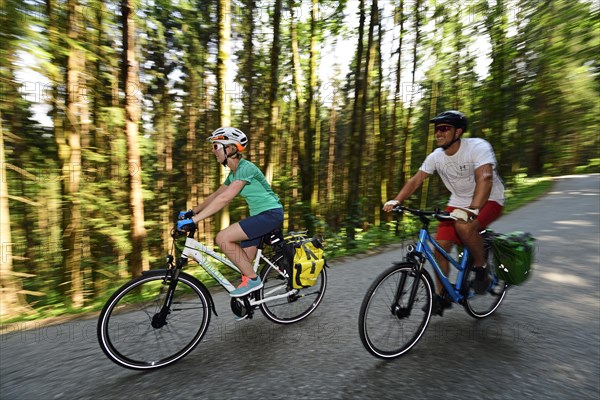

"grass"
[502,175,554,214]
[0,174,555,325]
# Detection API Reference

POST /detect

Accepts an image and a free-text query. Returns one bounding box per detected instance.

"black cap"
[430,110,468,132]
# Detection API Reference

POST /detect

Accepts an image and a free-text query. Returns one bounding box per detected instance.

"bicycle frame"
[414,227,471,303]
[178,236,295,306]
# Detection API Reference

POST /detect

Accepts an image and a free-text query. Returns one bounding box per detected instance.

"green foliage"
[1,0,597,322]
[574,159,600,174]
[503,174,554,213]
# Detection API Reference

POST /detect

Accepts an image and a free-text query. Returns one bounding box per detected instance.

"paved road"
[1,174,599,400]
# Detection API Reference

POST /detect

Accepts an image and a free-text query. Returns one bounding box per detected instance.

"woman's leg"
[215,222,257,278]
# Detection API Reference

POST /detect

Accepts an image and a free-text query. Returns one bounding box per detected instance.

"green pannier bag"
[491,231,535,285]
[281,233,327,289]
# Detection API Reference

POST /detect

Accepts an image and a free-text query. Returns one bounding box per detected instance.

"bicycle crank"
[230,298,246,317]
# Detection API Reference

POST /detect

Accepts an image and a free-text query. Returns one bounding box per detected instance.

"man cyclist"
[383,110,505,316]
[177,127,284,297]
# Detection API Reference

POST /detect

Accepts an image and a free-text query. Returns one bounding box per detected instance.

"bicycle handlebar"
[392,205,457,222]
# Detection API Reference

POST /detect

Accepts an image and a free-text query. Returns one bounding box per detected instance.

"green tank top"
[224,158,283,216]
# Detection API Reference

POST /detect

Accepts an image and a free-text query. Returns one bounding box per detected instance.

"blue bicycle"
[358,206,509,359]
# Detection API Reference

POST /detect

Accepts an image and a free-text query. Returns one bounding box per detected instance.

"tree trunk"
[289,3,305,226]
[265,0,282,183]
[216,0,231,230]
[306,0,320,231]
[156,84,173,255]
[373,6,383,226]
[325,64,339,223]
[47,0,69,298]
[122,0,148,278]
[346,0,367,244]
[402,0,422,187]
[240,0,256,149]
[186,84,199,216]
[0,115,31,317]
[390,0,405,217]
[62,0,85,306]
[420,81,439,209]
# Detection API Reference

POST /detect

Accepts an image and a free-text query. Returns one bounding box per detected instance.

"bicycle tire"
[258,256,327,324]
[462,248,509,319]
[97,270,211,370]
[359,262,434,359]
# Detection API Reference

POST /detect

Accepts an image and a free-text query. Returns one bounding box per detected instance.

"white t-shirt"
[419,138,505,208]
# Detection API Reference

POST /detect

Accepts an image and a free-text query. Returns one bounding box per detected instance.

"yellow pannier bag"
[282,233,327,289]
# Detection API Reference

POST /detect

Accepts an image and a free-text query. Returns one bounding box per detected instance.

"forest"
[0,0,598,320]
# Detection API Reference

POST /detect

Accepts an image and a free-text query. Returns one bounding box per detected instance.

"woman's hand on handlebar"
[176,218,196,232]
[178,209,194,220]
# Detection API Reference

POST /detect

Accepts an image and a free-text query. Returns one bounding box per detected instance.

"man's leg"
[454,219,490,294]
[454,201,504,293]
[434,217,460,295]
[430,218,460,315]
[454,219,485,266]
[454,201,503,267]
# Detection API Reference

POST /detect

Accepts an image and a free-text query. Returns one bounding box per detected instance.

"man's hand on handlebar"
[382,199,400,212]
[449,208,477,222]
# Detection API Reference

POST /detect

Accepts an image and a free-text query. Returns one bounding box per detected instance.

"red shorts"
[435,201,503,244]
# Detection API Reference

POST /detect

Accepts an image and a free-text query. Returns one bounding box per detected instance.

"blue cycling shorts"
[238,208,284,248]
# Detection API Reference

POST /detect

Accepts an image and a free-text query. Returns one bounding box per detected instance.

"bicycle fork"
[151,256,187,329]
[392,257,426,319]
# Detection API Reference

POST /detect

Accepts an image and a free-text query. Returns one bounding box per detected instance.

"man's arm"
[469,163,493,210]
[383,170,430,211]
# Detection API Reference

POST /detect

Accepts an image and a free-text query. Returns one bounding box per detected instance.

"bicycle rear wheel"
[97,270,211,370]
[258,258,327,324]
[463,248,509,319]
[359,262,434,359]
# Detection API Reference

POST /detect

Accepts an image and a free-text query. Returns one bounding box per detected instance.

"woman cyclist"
[177,127,284,297]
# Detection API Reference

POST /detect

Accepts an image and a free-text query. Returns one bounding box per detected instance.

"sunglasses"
[434,125,454,133]
[212,143,223,150]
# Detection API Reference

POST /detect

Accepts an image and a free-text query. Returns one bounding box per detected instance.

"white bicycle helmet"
[207,127,248,152]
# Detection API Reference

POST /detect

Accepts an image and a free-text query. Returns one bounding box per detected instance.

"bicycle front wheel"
[258,260,327,324]
[97,270,211,370]
[359,262,434,359]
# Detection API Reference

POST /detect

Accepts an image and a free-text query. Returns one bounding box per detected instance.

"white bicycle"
[97,224,327,370]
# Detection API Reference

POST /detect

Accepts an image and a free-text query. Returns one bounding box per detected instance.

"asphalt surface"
[1,174,599,400]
